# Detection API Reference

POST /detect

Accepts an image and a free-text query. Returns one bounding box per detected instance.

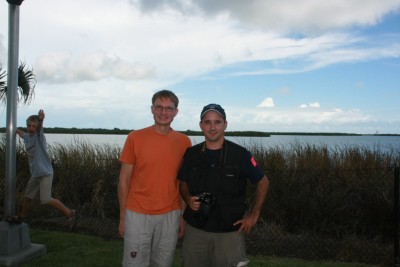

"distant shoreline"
[1,127,398,137]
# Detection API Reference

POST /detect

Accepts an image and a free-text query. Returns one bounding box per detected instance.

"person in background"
[8,109,76,229]
[118,90,192,267]
[178,103,269,267]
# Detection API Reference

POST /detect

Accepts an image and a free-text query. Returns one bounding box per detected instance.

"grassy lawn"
[21,229,378,267]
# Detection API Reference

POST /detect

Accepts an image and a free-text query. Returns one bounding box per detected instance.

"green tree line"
[3,127,396,136]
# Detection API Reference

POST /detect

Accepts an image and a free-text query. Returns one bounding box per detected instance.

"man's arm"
[249,175,269,221]
[117,163,133,237]
[178,181,188,239]
[234,175,269,234]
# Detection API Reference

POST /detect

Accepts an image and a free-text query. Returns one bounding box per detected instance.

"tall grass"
[48,141,121,219]
[245,141,397,264]
[0,136,398,265]
[248,142,398,239]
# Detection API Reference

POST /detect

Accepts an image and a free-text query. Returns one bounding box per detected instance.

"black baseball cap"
[200,104,226,120]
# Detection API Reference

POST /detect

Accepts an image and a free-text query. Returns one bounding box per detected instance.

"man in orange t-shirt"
[118,90,191,267]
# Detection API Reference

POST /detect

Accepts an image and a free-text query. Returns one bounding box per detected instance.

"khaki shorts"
[123,209,181,267]
[182,223,249,267]
[25,174,53,204]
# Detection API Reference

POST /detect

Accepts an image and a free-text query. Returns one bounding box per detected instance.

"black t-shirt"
[178,147,264,184]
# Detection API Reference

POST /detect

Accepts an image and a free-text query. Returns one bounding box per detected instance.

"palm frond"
[0,67,6,105]
[0,62,36,105]
[17,62,36,104]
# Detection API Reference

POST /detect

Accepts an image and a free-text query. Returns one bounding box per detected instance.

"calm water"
[42,133,400,152]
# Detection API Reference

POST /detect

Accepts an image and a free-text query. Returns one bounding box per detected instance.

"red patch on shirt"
[251,156,257,167]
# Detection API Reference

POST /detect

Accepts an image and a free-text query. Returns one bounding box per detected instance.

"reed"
[48,140,121,219]
[1,137,398,235]
[249,142,398,239]
[0,137,397,264]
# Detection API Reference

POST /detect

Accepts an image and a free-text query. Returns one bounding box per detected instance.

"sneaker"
[5,215,22,224]
[67,209,77,230]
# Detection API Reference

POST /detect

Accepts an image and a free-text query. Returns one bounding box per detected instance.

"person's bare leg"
[19,197,33,219]
[46,198,73,218]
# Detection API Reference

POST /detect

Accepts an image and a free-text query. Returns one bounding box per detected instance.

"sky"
[1,0,400,134]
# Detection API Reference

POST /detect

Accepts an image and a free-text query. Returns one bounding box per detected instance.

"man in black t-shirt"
[178,103,269,267]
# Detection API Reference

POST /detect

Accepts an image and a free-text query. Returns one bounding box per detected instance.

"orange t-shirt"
[119,126,191,214]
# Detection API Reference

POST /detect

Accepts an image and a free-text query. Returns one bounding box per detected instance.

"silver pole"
[0,2,46,264]
[4,3,20,217]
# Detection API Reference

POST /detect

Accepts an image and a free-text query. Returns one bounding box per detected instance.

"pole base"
[0,221,46,266]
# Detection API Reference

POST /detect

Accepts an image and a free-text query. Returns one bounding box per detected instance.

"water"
[42,133,400,152]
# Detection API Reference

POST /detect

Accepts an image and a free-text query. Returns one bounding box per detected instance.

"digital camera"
[196,192,216,216]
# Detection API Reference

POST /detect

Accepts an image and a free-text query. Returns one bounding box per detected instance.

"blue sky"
[1,0,400,134]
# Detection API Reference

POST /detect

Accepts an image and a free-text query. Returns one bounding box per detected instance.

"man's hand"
[188,196,201,211]
[180,181,201,211]
[178,215,185,239]
[234,175,269,234]
[233,214,259,234]
[118,218,125,238]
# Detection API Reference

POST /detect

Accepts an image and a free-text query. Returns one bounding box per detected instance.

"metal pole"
[1,1,46,263]
[395,165,399,267]
[4,1,20,218]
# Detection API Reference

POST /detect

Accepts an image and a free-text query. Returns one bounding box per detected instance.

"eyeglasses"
[153,105,176,113]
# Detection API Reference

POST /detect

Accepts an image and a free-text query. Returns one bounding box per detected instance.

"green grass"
[23,229,378,267]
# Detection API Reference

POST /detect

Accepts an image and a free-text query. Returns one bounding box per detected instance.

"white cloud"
[131,0,400,33]
[299,102,320,108]
[35,51,155,83]
[1,0,399,134]
[1,0,398,86]
[257,98,275,108]
[227,107,374,133]
[309,102,321,108]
